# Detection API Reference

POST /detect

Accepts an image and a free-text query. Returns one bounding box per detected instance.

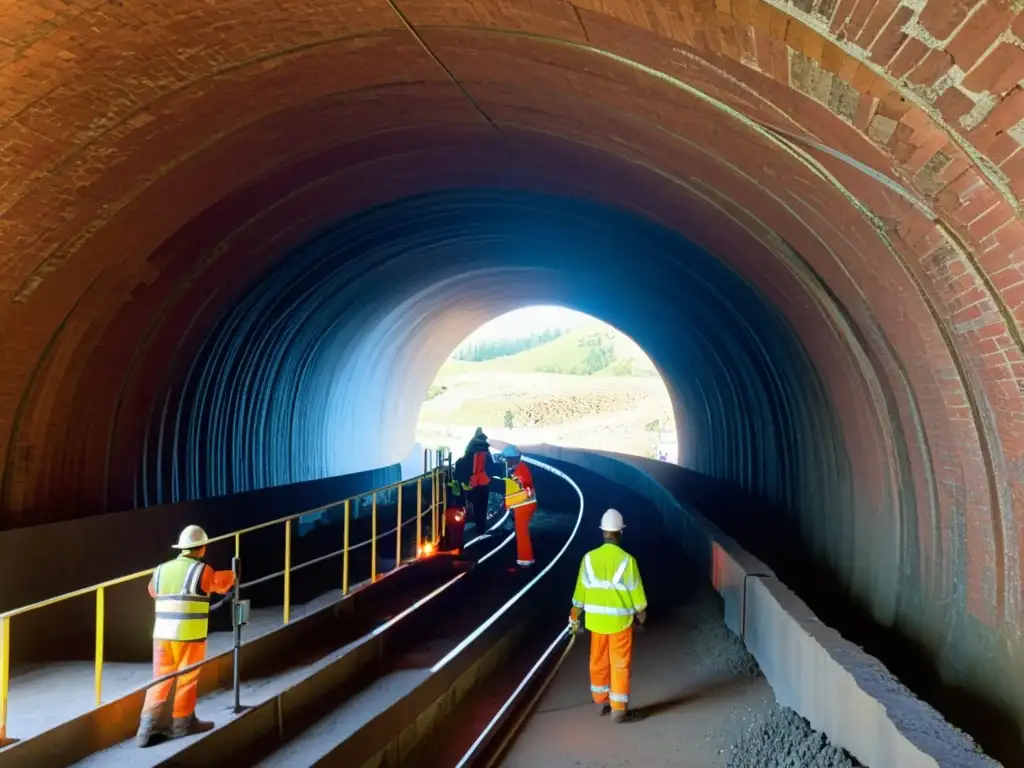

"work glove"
[568,615,581,635]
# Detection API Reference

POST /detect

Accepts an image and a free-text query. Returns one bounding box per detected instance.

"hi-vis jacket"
[150,555,213,642]
[571,543,647,634]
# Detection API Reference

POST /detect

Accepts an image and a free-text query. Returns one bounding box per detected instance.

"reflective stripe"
[591,685,610,693]
[582,554,634,592]
[183,561,204,595]
[609,692,629,703]
[583,604,635,616]
[517,560,535,566]
[155,595,210,604]
[155,597,210,614]
[571,599,583,608]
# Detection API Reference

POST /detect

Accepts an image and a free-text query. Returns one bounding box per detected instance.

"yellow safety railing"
[0,458,451,745]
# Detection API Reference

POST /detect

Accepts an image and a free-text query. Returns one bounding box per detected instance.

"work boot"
[599,704,612,717]
[611,709,642,724]
[169,714,215,739]
[135,713,159,748]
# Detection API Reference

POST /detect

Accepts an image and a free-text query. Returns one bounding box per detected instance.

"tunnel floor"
[1,584,351,746]
[502,583,862,768]
[504,584,773,768]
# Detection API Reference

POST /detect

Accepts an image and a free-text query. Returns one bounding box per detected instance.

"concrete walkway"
[1,583,357,747]
[502,585,775,768]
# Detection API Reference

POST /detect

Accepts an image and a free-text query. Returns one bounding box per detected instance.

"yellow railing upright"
[0,461,450,744]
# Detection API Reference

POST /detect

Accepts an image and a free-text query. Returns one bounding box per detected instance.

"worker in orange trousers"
[569,509,647,723]
[501,445,537,567]
[136,525,235,747]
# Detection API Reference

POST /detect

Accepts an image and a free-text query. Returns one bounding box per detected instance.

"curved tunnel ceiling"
[1,0,1024,736]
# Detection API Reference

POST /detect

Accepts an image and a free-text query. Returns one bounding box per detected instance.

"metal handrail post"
[0,615,9,743]
[231,556,242,713]
[432,468,439,544]
[94,587,105,707]
[442,469,448,539]
[283,521,292,625]
[342,499,350,594]
[416,477,423,552]
[395,482,403,565]
[371,493,378,582]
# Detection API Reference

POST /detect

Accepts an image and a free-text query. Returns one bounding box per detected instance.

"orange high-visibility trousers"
[142,639,207,719]
[589,626,633,710]
[513,501,536,565]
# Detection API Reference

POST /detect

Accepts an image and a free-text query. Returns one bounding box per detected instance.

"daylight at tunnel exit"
[0,0,1023,765]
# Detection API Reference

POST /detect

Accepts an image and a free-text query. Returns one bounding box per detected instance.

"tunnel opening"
[415,305,678,463]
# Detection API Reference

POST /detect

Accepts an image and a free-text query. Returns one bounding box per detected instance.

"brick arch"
[0,0,1023,749]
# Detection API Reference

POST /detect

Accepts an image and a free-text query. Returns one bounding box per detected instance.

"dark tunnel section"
[137,189,851,553]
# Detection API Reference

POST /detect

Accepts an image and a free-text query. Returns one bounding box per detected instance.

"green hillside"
[437,323,659,378]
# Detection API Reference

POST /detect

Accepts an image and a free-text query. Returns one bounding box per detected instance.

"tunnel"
[1,0,1023,758]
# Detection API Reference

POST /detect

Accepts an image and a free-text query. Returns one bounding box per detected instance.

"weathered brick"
[962,42,1024,96]
[820,40,846,73]
[972,86,1024,137]
[946,0,1018,72]
[920,0,981,41]
[870,6,914,65]
[970,200,1017,240]
[907,48,954,87]
[987,131,1020,165]
[856,0,901,48]
[889,37,931,79]
[838,0,876,41]
[854,92,879,129]
[935,87,975,123]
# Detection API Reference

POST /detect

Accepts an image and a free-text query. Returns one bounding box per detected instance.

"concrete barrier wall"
[509,443,997,768]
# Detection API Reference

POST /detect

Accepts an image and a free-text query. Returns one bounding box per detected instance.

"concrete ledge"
[511,443,998,768]
[0,559,443,767]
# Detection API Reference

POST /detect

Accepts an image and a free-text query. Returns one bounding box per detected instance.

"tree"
[453,328,566,362]
[504,410,515,429]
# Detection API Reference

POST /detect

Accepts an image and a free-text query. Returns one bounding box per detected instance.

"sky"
[463,305,594,342]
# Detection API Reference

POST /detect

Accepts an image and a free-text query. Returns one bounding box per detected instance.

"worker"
[501,445,537,567]
[454,427,500,535]
[442,472,468,553]
[136,525,236,747]
[568,509,647,723]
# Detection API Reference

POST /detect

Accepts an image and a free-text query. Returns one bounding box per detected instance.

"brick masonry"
[0,0,1023,742]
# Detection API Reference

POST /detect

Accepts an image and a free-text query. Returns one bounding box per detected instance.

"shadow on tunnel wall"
[625,455,1021,764]
[0,463,403,665]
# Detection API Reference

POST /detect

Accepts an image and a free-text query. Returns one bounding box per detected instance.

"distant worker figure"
[501,445,537,568]
[136,525,236,747]
[443,472,468,554]
[454,427,501,536]
[569,509,647,723]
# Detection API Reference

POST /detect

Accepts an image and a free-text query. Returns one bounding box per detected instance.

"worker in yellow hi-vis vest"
[136,525,235,747]
[569,509,647,723]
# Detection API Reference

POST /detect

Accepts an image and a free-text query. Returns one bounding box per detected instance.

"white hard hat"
[599,509,625,532]
[173,525,210,550]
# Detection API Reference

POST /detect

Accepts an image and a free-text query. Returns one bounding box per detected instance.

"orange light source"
[418,541,435,557]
